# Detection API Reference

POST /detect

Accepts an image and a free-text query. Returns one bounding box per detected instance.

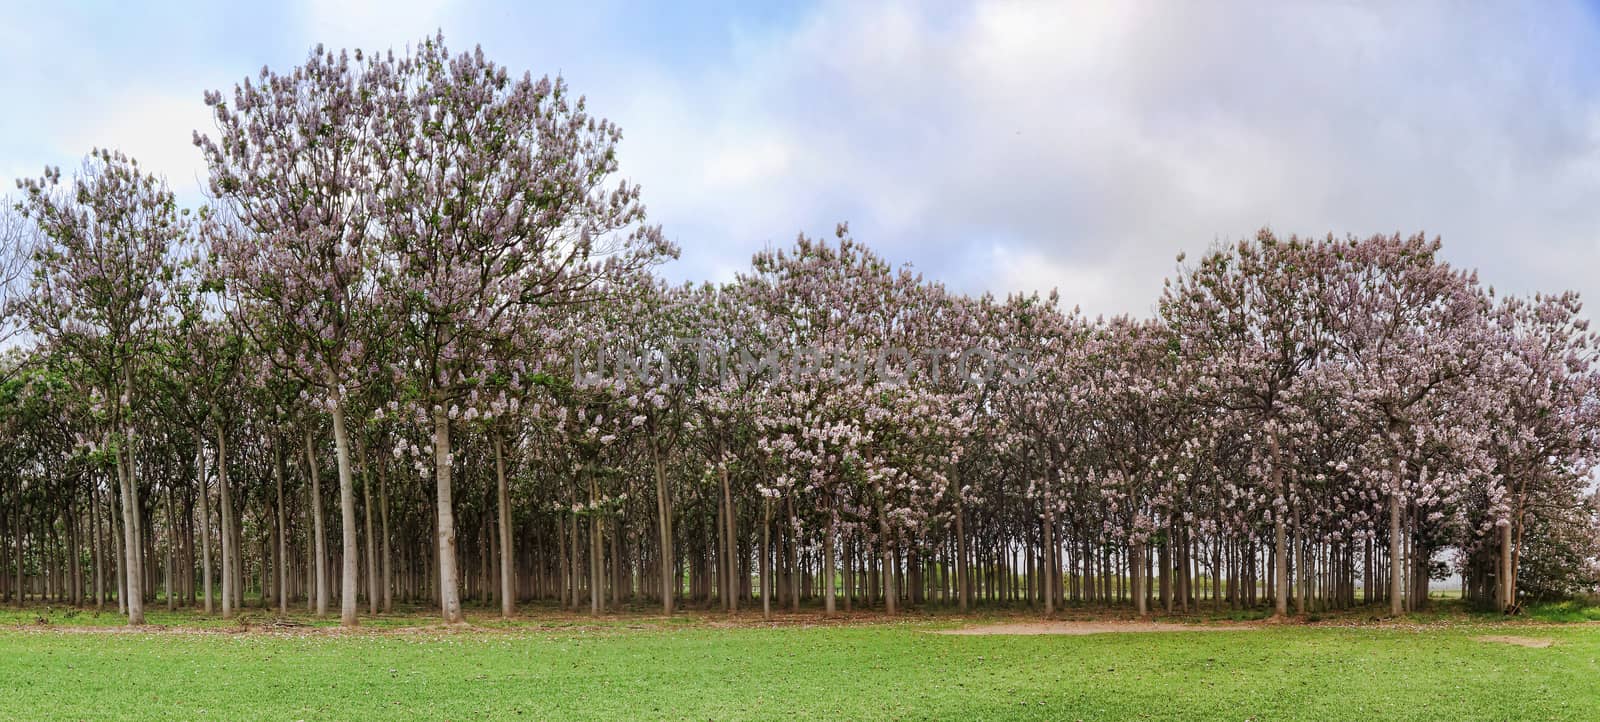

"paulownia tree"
[15,149,182,625]
[369,35,673,623]
[198,45,391,626]
[1161,231,1330,617]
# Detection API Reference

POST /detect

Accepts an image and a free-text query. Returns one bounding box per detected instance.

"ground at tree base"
[2,601,1597,721]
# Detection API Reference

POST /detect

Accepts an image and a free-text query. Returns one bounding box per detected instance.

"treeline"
[1,36,1597,626]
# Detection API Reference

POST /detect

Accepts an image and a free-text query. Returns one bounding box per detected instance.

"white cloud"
[7,0,1597,319]
[56,89,215,197]
[606,0,1600,316]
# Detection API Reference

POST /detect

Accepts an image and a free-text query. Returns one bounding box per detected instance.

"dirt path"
[936,621,1259,636]
[1475,635,1554,648]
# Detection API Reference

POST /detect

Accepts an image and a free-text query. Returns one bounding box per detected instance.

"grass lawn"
[2,604,1597,720]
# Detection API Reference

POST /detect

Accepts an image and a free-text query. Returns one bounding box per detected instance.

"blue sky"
[4,1,1600,316]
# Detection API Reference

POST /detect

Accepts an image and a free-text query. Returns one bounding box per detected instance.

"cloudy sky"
[3,1,1599,317]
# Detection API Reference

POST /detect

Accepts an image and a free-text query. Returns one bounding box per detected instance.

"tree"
[15,149,182,625]
[1321,233,1495,616]
[1475,291,1599,611]
[369,34,673,623]
[1161,230,1330,617]
[198,46,388,627]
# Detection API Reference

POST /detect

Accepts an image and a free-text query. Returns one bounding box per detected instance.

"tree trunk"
[651,442,674,615]
[428,409,463,623]
[195,442,213,615]
[786,495,799,612]
[214,422,236,620]
[494,431,515,618]
[115,442,144,624]
[1133,539,1148,616]
[761,497,771,619]
[330,404,361,627]
[362,453,378,616]
[90,482,104,609]
[720,463,737,613]
[274,439,289,616]
[1270,434,1288,618]
[588,466,603,616]
[1388,489,1404,617]
[304,427,328,617]
[379,460,392,613]
[1043,511,1056,615]
[163,488,175,610]
[878,500,896,615]
[824,508,836,616]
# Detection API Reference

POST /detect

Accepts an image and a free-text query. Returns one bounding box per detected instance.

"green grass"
[1521,599,1600,623]
[2,606,1598,721]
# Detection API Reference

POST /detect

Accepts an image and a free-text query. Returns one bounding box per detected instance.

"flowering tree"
[369,34,674,623]
[14,149,181,625]
[1321,233,1495,615]
[1474,292,1599,610]
[992,291,1092,614]
[1161,231,1330,617]
[197,44,390,626]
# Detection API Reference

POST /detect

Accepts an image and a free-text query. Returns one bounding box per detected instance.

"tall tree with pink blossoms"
[1475,292,1600,611]
[14,149,183,625]
[1161,230,1331,617]
[196,46,389,626]
[1321,232,1495,616]
[370,35,675,623]
[992,291,1094,615]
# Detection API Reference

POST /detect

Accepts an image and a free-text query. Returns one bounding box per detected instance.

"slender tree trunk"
[824,509,836,616]
[1498,507,1515,612]
[363,457,378,616]
[1388,489,1404,617]
[111,483,126,613]
[1270,435,1288,618]
[191,442,212,615]
[720,463,737,613]
[90,482,104,609]
[304,427,328,617]
[610,521,623,608]
[214,423,237,619]
[566,512,580,610]
[786,496,799,612]
[274,440,288,616]
[379,460,392,613]
[429,407,463,624]
[761,497,771,619]
[163,487,175,610]
[651,442,674,615]
[1510,500,1526,612]
[1043,511,1056,615]
[1159,530,1172,614]
[1131,539,1146,616]
[588,466,603,616]
[495,431,514,618]
[115,442,144,625]
[329,404,361,627]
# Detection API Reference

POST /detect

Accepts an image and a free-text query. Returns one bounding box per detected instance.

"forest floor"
[1,600,1598,720]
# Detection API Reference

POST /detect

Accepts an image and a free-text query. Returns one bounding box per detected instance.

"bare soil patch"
[1475,635,1554,648]
[937,621,1258,636]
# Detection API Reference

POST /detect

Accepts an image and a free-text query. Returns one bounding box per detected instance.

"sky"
[3,0,1599,318]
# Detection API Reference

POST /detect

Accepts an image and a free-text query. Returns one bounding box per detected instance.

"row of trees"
[2,37,1597,627]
